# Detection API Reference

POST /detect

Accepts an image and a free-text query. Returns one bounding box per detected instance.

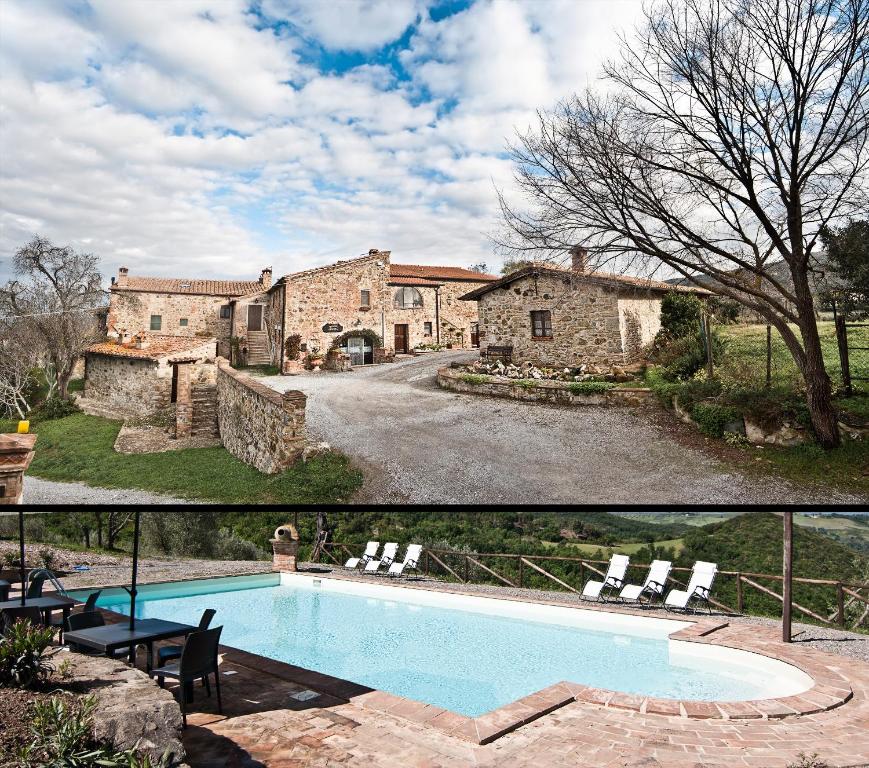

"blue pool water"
[73,575,775,717]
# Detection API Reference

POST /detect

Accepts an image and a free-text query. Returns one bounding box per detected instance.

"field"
[717,321,868,393]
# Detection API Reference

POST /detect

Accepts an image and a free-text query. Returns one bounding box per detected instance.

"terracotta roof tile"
[459,264,711,300]
[114,276,265,296]
[390,264,498,282]
[388,276,443,287]
[86,334,216,361]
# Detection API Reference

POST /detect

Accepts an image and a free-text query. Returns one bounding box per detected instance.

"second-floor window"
[424,321,433,336]
[150,314,162,331]
[179,318,188,327]
[360,289,370,308]
[530,310,552,338]
[393,287,423,309]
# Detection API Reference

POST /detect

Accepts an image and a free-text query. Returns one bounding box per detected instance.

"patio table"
[0,595,77,632]
[63,617,197,672]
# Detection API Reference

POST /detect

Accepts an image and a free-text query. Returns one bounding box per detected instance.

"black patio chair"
[64,611,131,659]
[156,608,216,666]
[1,606,45,634]
[51,590,102,638]
[0,580,10,602]
[150,626,223,727]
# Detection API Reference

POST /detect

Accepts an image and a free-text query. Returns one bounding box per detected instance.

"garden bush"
[567,381,614,395]
[459,374,488,385]
[652,292,724,381]
[691,402,741,438]
[0,619,55,688]
[285,333,302,361]
[30,397,81,422]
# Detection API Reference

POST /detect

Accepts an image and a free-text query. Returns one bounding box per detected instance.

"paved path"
[259,352,859,504]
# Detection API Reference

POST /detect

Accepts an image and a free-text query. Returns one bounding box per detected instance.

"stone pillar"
[373,347,395,364]
[174,363,192,438]
[270,523,299,572]
[0,433,37,504]
[280,390,307,463]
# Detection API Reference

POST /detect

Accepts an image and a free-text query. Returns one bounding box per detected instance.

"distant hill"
[679,512,867,624]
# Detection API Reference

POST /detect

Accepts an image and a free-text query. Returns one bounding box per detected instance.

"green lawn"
[2,413,362,504]
[718,321,868,393]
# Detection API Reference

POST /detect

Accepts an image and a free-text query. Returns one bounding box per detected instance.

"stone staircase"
[191,384,219,437]
[246,331,271,366]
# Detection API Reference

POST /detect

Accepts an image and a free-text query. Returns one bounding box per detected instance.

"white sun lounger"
[581,554,630,601]
[345,541,379,569]
[365,542,398,573]
[619,559,672,604]
[664,561,718,613]
[388,544,423,578]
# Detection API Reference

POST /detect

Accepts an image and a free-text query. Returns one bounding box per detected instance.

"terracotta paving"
[155,580,869,768]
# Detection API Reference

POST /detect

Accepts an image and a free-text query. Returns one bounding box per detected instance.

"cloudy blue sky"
[0,0,643,282]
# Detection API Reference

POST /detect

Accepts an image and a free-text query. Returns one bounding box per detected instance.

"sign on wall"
[322,322,343,333]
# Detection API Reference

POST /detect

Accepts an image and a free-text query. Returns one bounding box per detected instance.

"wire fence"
[711,319,868,394]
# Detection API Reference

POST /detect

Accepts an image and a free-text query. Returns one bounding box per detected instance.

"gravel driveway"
[21,476,190,505]
[260,352,861,504]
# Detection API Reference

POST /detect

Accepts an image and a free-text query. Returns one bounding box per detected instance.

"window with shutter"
[530,310,552,338]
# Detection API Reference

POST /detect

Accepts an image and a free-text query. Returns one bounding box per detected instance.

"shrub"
[30,397,81,422]
[18,694,176,768]
[659,291,703,339]
[330,329,382,350]
[567,381,614,395]
[215,529,264,561]
[285,333,302,361]
[459,374,488,386]
[0,619,55,688]
[514,379,538,390]
[38,547,57,570]
[691,402,741,438]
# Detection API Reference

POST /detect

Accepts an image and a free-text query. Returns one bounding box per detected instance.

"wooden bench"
[483,345,513,363]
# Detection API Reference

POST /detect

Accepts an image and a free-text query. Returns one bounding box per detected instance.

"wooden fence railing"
[319,544,869,631]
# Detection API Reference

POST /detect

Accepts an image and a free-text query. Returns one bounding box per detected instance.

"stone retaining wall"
[216,357,306,473]
[437,366,652,407]
[63,651,185,763]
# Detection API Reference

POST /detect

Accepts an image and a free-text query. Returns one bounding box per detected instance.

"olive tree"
[2,236,106,399]
[499,0,869,448]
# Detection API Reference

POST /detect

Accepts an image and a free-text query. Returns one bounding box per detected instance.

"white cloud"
[0,0,647,283]
[262,0,427,51]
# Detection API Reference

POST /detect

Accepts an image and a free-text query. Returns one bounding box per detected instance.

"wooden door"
[394,324,409,354]
[470,323,479,348]
[248,304,263,332]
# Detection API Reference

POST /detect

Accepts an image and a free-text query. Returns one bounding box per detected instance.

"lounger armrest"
[406,559,418,569]
[692,585,711,598]
[604,576,624,588]
[382,556,395,567]
[646,580,666,593]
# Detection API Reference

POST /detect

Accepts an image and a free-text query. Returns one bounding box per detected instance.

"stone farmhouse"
[460,248,709,368]
[104,249,496,370]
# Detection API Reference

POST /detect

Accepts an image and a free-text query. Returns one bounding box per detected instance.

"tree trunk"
[58,371,71,401]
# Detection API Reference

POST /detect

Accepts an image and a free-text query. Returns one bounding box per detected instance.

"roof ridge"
[279,251,387,282]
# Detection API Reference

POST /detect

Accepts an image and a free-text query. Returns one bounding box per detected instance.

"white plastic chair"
[619,560,672,604]
[364,542,398,573]
[388,544,423,578]
[581,554,630,601]
[345,541,379,569]
[664,561,718,613]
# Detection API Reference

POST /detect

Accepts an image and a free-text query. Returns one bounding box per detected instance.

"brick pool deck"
[164,572,869,768]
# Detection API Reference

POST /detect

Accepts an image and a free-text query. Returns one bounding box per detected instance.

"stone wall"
[216,357,306,473]
[475,273,666,367]
[271,251,490,362]
[437,366,653,406]
[617,297,662,362]
[109,290,231,351]
[82,341,217,419]
[63,652,184,763]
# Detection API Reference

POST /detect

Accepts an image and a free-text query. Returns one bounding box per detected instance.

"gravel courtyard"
[260,351,861,504]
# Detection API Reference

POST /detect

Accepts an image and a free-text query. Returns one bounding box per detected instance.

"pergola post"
[783,511,793,643]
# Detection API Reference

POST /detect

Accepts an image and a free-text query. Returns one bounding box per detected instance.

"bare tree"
[498,0,869,448]
[0,321,38,418]
[2,236,106,400]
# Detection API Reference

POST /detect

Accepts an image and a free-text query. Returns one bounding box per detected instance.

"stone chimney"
[116,266,129,287]
[0,432,37,505]
[570,246,588,274]
[260,267,272,289]
[133,332,148,349]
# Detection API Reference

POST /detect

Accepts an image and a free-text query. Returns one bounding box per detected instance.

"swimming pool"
[70,572,813,718]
